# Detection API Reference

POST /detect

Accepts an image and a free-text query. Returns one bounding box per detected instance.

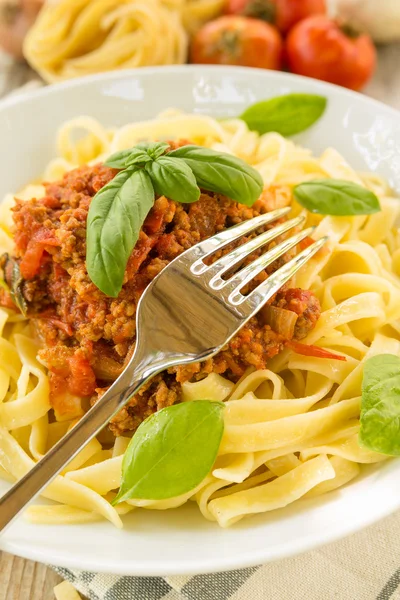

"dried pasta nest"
[23,0,225,83]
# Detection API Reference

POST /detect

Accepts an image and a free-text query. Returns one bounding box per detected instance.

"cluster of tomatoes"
[190,0,376,91]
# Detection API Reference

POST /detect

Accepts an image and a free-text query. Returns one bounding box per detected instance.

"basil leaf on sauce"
[87,169,154,297]
[113,400,225,503]
[293,179,381,216]
[360,354,400,456]
[104,149,144,169]
[137,141,170,161]
[87,143,265,294]
[146,155,200,204]
[240,93,327,137]
[105,142,170,169]
[168,145,263,206]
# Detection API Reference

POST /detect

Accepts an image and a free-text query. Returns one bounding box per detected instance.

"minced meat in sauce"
[0,160,321,436]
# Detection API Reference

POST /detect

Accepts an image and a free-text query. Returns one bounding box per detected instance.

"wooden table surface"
[0,44,400,600]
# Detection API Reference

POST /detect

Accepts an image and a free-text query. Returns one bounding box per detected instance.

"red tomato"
[68,353,97,397]
[286,16,376,91]
[19,227,59,279]
[276,0,326,33]
[225,0,326,34]
[190,16,283,70]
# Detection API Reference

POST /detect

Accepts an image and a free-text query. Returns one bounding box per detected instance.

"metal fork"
[0,208,327,532]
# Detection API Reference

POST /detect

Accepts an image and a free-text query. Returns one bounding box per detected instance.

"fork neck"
[111,343,171,407]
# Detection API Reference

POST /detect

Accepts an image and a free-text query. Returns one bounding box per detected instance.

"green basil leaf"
[113,400,225,503]
[168,145,263,206]
[137,141,170,161]
[105,148,150,169]
[240,93,327,136]
[360,354,400,456]
[293,179,381,216]
[105,142,169,169]
[146,155,200,204]
[87,169,154,297]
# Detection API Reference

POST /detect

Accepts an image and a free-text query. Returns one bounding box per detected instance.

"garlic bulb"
[335,0,400,43]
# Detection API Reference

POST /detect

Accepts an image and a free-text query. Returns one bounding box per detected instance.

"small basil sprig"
[87,142,263,296]
[87,169,154,297]
[105,142,170,169]
[240,93,327,137]
[113,400,225,504]
[360,354,400,456]
[168,145,264,205]
[293,179,381,216]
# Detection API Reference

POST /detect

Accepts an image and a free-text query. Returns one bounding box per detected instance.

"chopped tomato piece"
[49,372,84,421]
[0,288,16,310]
[127,234,157,276]
[287,340,346,361]
[33,228,59,245]
[144,210,165,234]
[42,316,73,336]
[68,353,97,397]
[298,236,315,251]
[20,227,59,279]
[20,243,45,279]
[41,196,61,209]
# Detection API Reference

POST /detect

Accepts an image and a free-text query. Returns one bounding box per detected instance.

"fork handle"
[0,356,160,534]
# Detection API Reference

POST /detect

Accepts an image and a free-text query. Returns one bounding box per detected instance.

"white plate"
[0,66,400,576]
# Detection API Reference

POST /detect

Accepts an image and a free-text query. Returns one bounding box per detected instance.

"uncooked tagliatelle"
[23,0,225,82]
[163,0,225,34]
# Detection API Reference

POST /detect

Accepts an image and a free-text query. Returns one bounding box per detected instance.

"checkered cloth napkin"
[52,510,400,600]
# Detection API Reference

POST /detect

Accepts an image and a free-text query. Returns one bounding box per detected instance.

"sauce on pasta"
[0,109,399,527]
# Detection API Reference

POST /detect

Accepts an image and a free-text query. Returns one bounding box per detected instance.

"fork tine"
[190,207,291,275]
[231,236,328,310]
[218,226,316,298]
[208,215,306,289]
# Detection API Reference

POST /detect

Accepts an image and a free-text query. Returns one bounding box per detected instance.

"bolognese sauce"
[0,159,321,436]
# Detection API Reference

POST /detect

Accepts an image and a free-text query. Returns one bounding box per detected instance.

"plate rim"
[1,64,399,120]
[1,485,399,575]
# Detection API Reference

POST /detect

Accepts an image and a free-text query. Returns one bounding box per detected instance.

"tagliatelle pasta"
[0,109,399,528]
[23,0,224,83]
[163,0,225,34]
[23,0,188,82]
[54,580,83,600]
